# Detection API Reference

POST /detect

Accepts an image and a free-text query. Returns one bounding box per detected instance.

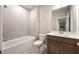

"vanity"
[47,31,79,54]
[47,5,79,54]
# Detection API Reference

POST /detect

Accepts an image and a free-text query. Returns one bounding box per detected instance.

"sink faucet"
[60,28,63,34]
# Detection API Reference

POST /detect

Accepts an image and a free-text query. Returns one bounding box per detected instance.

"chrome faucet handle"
[76,43,79,46]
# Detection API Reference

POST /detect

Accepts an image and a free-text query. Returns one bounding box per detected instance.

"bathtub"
[2,36,36,54]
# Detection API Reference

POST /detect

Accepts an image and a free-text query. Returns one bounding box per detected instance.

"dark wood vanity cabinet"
[47,35,79,54]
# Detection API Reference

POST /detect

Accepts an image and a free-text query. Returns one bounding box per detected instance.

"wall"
[29,7,39,36]
[39,6,52,34]
[3,5,29,41]
[29,5,53,35]
[70,5,76,32]
[0,6,2,51]
[0,6,1,50]
[75,5,79,32]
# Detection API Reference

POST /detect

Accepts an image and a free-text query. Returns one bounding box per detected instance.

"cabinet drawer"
[61,38,75,45]
[47,35,62,42]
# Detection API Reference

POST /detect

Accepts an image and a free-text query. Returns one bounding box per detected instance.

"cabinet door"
[76,47,79,54]
[61,43,76,54]
[74,41,79,53]
[47,39,60,54]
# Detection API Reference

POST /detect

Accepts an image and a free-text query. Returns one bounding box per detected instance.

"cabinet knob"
[76,43,79,46]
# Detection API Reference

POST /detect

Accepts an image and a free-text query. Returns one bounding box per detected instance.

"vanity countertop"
[47,31,79,40]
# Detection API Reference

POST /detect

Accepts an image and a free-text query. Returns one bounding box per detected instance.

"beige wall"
[0,6,1,50]
[75,5,79,32]
[39,6,52,34]
[29,7,39,36]
[70,6,76,32]
[3,5,29,41]
[0,6,2,51]
[29,5,53,35]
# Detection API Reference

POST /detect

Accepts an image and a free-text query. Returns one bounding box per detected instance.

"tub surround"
[3,6,29,41]
[47,31,79,54]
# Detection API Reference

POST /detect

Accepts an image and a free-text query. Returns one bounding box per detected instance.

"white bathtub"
[3,36,36,54]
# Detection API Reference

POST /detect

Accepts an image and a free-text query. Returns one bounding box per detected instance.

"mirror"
[51,5,76,32]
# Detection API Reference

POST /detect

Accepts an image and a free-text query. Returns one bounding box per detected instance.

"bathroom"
[0,5,79,54]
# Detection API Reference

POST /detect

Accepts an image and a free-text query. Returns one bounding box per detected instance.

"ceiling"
[21,5,39,10]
